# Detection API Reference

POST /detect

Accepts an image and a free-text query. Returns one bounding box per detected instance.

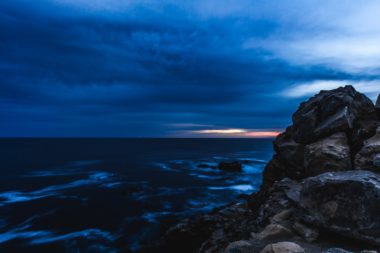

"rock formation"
[143,86,380,253]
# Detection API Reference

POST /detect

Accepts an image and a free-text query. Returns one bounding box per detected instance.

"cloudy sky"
[1,0,379,137]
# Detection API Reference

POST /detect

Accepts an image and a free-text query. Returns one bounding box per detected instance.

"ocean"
[0,138,273,253]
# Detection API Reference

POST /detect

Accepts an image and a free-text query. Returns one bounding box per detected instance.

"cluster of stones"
[225,86,380,253]
[148,86,380,253]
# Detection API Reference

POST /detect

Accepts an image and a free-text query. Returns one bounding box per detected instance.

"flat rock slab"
[299,170,380,246]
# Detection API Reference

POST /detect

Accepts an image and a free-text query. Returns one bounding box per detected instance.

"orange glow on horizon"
[244,131,281,137]
[190,129,281,138]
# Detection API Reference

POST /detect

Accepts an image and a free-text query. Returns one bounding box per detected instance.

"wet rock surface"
[145,86,380,253]
[304,132,351,176]
[299,171,380,246]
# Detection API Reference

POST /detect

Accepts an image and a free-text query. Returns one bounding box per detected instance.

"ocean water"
[0,138,273,252]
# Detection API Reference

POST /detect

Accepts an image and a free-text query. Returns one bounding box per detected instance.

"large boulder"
[262,86,376,187]
[355,127,380,171]
[376,94,380,115]
[299,170,380,246]
[291,85,375,144]
[304,132,352,176]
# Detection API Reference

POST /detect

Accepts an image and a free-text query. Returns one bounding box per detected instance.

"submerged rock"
[304,132,351,176]
[218,161,242,172]
[299,170,380,246]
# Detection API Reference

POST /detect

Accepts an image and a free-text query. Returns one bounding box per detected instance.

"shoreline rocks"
[146,86,380,253]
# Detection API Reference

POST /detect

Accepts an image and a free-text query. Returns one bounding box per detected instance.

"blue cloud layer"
[0,0,379,136]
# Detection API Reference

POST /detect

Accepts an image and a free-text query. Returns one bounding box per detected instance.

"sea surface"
[0,138,273,253]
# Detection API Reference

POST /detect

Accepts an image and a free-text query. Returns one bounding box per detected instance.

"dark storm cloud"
[0,0,379,136]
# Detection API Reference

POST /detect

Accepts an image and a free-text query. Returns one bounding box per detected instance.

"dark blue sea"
[0,138,273,253]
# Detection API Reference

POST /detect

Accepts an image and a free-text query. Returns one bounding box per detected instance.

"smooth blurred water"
[0,138,273,252]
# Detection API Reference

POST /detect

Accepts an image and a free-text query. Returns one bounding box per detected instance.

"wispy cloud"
[281,80,380,100]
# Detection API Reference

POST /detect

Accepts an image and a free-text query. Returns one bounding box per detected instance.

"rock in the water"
[223,240,255,253]
[292,85,374,144]
[218,161,242,172]
[292,221,319,242]
[299,170,380,246]
[304,132,351,176]
[252,224,294,241]
[355,127,380,171]
[259,242,304,253]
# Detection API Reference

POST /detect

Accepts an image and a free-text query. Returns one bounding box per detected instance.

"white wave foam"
[0,172,117,205]
[208,184,254,192]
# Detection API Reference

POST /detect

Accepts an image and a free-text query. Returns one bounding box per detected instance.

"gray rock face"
[292,85,374,144]
[355,127,380,171]
[299,170,380,246]
[376,94,380,114]
[304,132,351,176]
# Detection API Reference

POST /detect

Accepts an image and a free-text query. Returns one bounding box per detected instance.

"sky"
[0,0,380,137]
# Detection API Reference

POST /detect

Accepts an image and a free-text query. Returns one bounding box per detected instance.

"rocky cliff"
[143,86,380,253]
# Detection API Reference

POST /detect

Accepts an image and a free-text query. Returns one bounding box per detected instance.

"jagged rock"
[292,85,375,144]
[299,170,380,246]
[223,240,255,253]
[376,94,380,114]
[218,161,242,172]
[292,221,319,242]
[323,249,353,253]
[304,132,351,176]
[355,127,380,171]
[252,224,294,241]
[259,242,304,253]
